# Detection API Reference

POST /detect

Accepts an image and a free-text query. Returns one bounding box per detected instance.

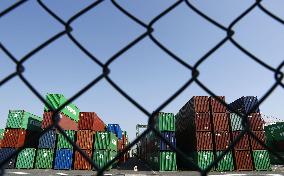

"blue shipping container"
[54,149,73,170]
[158,132,176,151]
[38,129,56,149]
[229,96,259,114]
[0,148,17,169]
[107,124,122,140]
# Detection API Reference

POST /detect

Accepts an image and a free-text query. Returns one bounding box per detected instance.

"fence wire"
[1,0,284,176]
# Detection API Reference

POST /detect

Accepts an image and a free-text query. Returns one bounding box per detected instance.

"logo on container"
[65,106,77,116]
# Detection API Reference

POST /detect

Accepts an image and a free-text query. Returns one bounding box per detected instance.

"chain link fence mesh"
[1,0,284,175]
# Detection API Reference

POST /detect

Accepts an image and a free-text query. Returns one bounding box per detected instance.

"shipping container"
[94,132,117,151]
[117,139,123,151]
[249,113,264,131]
[6,110,42,131]
[93,150,117,170]
[229,113,244,131]
[107,124,122,139]
[154,112,175,132]
[229,96,260,114]
[54,149,73,170]
[265,122,284,141]
[196,132,213,151]
[38,129,56,149]
[250,131,266,150]
[194,113,211,132]
[34,149,54,169]
[0,148,17,169]
[1,129,39,148]
[214,131,231,150]
[189,151,214,170]
[215,151,234,171]
[176,112,211,133]
[57,130,76,149]
[16,148,36,169]
[212,113,229,131]
[0,129,4,140]
[41,111,78,130]
[252,150,271,171]
[234,150,253,171]
[232,131,250,150]
[149,151,177,171]
[76,130,94,150]
[210,96,227,113]
[74,150,92,170]
[44,93,80,122]
[78,112,105,131]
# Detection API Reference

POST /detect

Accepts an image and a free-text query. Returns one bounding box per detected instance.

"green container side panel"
[35,149,54,169]
[230,113,244,131]
[44,93,80,122]
[57,130,75,149]
[151,152,177,171]
[155,112,175,132]
[216,151,234,171]
[93,150,117,170]
[94,132,117,151]
[265,122,284,141]
[189,151,214,170]
[0,129,4,140]
[16,148,36,169]
[253,150,272,171]
[6,110,42,131]
[269,152,284,165]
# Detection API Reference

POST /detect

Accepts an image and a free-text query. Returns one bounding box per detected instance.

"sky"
[1,0,284,141]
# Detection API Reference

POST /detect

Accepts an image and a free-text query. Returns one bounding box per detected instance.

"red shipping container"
[214,131,231,150]
[212,113,229,131]
[194,113,211,132]
[248,113,264,131]
[210,96,227,113]
[42,111,77,130]
[232,131,250,150]
[78,112,105,131]
[234,150,253,171]
[1,129,37,148]
[74,150,92,170]
[196,132,213,151]
[250,131,266,150]
[191,96,210,113]
[118,139,124,151]
[76,130,94,150]
[122,134,128,145]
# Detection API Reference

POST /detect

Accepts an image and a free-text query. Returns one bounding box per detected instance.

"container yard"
[0,94,283,176]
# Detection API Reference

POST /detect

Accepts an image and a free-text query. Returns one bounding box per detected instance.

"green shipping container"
[6,110,42,131]
[269,152,284,165]
[57,130,75,149]
[94,132,117,151]
[190,151,214,170]
[253,150,271,171]
[215,151,234,171]
[16,148,36,169]
[0,129,4,140]
[155,112,175,132]
[151,151,177,171]
[230,113,244,131]
[265,122,284,141]
[93,150,117,170]
[44,93,80,122]
[35,149,54,169]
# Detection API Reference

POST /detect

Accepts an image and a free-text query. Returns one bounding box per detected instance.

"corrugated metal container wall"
[232,131,250,150]
[54,149,73,170]
[190,151,214,170]
[74,150,92,170]
[215,151,234,171]
[76,130,94,150]
[210,96,227,113]
[94,132,117,151]
[38,129,56,149]
[107,124,122,140]
[234,150,253,171]
[214,131,231,150]
[150,151,177,171]
[248,113,264,131]
[212,113,229,131]
[78,112,105,131]
[6,110,42,131]
[35,149,54,169]
[250,131,266,150]
[159,132,176,151]
[191,96,210,113]
[57,130,76,149]
[0,148,17,169]
[93,150,116,170]
[16,148,36,169]
[252,150,271,171]
[155,112,175,132]
[196,132,213,151]
[230,113,244,131]
[194,113,211,132]
[0,129,4,140]
[41,112,78,130]
[1,129,39,148]
[229,96,260,114]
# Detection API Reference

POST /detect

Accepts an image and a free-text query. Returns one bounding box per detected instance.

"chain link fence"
[1,0,284,176]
